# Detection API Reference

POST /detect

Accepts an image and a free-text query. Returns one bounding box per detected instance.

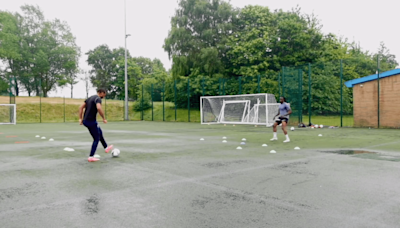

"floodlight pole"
[124,0,130,121]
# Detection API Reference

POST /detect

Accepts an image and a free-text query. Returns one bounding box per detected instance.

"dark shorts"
[275,117,289,125]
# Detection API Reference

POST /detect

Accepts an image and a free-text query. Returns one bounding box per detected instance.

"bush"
[132,91,152,111]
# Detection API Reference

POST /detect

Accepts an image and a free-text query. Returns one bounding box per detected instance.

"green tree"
[164,0,238,78]
[86,45,128,97]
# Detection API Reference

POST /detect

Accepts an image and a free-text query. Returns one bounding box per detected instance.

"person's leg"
[86,122,100,157]
[282,120,290,142]
[98,126,113,153]
[97,126,107,148]
[271,122,279,140]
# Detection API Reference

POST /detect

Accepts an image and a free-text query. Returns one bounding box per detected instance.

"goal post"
[0,104,16,125]
[200,93,280,127]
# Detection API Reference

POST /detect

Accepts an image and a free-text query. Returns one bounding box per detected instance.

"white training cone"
[35,135,40,138]
[318,134,323,137]
[262,144,268,147]
[64,147,75,152]
[294,147,300,150]
[242,138,246,141]
[222,140,227,143]
[240,142,246,145]
[270,150,277,154]
[236,146,242,150]
[49,138,54,141]
[41,137,46,139]
[200,138,205,141]
[222,137,227,139]
[94,154,101,158]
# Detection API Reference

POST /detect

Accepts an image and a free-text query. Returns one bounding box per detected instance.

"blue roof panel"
[345,68,400,88]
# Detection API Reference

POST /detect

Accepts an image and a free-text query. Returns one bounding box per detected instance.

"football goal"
[0,104,16,125]
[200,94,280,127]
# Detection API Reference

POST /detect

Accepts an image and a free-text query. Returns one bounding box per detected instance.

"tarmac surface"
[1,122,400,228]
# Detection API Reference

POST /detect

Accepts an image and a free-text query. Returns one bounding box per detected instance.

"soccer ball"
[320,125,324,128]
[315,124,319,128]
[290,127,295,131]
[111,148,120,157]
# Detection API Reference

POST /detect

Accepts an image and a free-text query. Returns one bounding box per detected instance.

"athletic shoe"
[88,157,100,162]
[283,139,290,143]
[270,137,278,141]
[105,145,114,153]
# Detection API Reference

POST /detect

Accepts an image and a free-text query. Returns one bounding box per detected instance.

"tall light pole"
[124,0,130,121]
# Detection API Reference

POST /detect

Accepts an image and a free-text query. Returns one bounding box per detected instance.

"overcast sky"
[2,0,399,98]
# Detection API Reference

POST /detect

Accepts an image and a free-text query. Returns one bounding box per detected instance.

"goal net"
[0,104,16,125]
[200,94,280,126]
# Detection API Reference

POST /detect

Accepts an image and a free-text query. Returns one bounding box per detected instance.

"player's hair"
[280,97,286,102]
[97,88,107,94]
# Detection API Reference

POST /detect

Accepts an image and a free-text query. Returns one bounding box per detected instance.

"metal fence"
[1,58,387,127]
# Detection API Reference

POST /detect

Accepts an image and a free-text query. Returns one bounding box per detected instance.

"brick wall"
[353,73,400,128]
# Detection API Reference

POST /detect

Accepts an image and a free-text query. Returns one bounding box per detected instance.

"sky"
[2,0,399,98]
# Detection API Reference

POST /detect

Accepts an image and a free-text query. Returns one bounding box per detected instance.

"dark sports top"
[83,95,102,121]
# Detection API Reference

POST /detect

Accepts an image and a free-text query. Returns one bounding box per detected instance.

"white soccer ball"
[320,125,324,128]
[290,127,295,131]
[315,125,319,128]
[111,148,120,157]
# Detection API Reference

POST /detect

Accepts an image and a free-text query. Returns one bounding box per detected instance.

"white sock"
[273,132,277,138]
[285,134,290,140]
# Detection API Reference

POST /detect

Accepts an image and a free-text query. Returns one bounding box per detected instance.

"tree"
[81,70,91,99]
[86,45,129,97]
[164,0,238,78]
[0,5,80,97]
[374,42,398,72]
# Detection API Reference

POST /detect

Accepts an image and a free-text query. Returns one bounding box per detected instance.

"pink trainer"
[88,157,100,162]
[105,145,114,153]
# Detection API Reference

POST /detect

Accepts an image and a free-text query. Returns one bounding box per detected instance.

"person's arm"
[275,110,280,118]
[79,102,86,125]
[96,103,107,124]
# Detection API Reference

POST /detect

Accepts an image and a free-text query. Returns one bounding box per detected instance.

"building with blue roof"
[345,68,400,128]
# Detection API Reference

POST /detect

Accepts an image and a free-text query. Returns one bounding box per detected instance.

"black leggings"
[83,121,108,156]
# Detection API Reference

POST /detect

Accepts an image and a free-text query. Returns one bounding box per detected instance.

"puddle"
[323,150,377,155]
[322,150,400,162]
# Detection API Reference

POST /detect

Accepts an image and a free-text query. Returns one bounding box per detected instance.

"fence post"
[151,84,154,121]
[218,78,221,95]
[340,60,343,127]
[377,55,380,128]
[39,79,42,123]
[202,77,205,96]
[163,81,165,122]
[282,67,285,97]
[278,72,281,98]
[238,76,242,95]
[222,78,226,95]
[257,75,261,93]
[308,63,312,125]
[174,80,177,121]
[188,78,190,122]
[298,69,302,124]
[141,84,144,121]
[64,96,65,122]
